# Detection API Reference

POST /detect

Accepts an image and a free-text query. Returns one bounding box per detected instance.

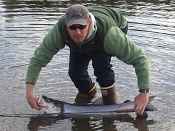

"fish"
[40,95,157,116]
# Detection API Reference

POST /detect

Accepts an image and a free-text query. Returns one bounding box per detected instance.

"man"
[26,4,150,115]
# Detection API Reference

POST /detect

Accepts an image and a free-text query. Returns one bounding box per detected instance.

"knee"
[69,69,88,81]
[95,70,115,87]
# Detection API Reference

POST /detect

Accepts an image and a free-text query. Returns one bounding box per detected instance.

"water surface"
[0,0,175,131]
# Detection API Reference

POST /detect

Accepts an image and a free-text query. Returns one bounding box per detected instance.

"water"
[0,0,175,131]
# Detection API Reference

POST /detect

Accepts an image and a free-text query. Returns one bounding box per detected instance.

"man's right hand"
[26,84,41,110]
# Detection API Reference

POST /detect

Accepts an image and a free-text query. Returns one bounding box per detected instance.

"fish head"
[40,95,62,114]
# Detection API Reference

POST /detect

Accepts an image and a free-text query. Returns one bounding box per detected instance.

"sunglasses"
[69,24,87,30]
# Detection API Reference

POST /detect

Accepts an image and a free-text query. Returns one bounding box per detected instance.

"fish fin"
[148,95,156,103]
[123,100,131,103]
[42,95,64,107]
[145,104,157,111]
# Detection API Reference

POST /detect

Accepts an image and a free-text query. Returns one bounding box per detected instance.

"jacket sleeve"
[104,26,150,90]
[26,22,65,85]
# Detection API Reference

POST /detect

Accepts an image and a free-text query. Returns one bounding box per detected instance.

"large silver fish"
[40,95,157,116]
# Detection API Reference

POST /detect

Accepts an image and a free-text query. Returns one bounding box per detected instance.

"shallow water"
[0,0,175,131]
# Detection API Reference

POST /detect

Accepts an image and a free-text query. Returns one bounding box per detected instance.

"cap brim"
[67,18,87,26]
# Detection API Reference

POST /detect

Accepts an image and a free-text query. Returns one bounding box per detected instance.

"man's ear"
[88,16,91,23]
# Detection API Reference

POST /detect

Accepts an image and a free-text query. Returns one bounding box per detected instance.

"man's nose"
[74,29,81,34]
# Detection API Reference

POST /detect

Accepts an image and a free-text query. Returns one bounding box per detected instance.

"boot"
[75,84,97,105]
[101,84,118,105]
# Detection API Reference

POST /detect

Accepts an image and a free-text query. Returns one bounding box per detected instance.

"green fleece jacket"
[26,6,150,90]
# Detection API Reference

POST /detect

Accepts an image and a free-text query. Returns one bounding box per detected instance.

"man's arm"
[104,26,150,115]
[104,26,150,90]
[25,22,65,110]
[26,84,41,110]
[26,21,65,85]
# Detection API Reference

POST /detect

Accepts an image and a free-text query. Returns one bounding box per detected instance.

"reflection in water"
[28,115,63,131]
[72,115,156,131]
[27,114,156,131]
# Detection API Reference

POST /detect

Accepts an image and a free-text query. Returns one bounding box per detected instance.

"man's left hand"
[134,93,150,115]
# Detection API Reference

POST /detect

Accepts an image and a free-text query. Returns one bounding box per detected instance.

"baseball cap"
[65,4,89,27]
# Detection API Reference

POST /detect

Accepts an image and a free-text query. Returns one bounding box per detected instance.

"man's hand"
[26,84,41,110]
[134,93,150,115]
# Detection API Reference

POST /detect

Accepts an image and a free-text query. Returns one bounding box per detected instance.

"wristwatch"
[139,89,150,94]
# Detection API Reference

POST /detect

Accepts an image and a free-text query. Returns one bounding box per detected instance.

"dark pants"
[68,25,128,93]
[69,51,115,93]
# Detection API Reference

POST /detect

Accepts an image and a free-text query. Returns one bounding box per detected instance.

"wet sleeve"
[104,26,150,90]
[26,22,65,85]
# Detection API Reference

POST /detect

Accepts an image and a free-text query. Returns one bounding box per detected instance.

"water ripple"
[0,0,175,131]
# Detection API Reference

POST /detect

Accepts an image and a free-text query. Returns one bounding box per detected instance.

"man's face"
[67,18,90,45]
